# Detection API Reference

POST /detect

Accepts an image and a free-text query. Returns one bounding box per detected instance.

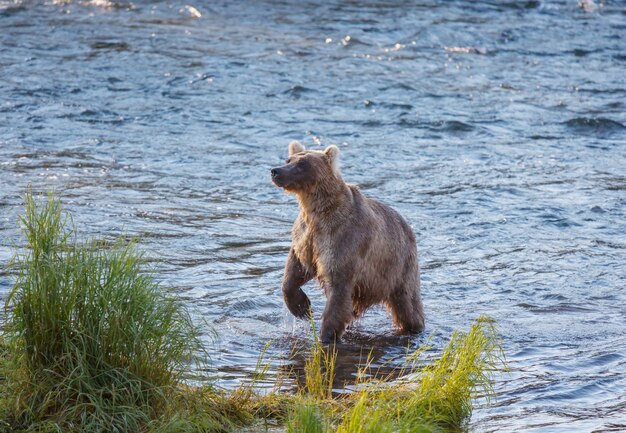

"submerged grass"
[1,191,505,433]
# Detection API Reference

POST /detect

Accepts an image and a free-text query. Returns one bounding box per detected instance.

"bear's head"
[271,141,340,193]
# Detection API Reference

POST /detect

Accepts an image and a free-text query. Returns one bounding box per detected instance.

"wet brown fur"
[272,141,424,343]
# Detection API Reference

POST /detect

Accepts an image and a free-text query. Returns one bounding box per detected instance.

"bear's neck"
[296,180,353,228]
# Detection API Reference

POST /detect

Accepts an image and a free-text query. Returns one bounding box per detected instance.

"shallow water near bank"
[1,0,625,431]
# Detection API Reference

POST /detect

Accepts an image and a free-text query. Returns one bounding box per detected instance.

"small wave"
[0,1,26,16]
[539,212,580,228]
[60,108,127,125]
[82,0,135,10]
[529,134,559,140]
[588,352,622,367]
[444,46,488,55]
[518,303,593,314]
[90,41,131,51]
[337,35,371,48]
[379,83,416,92]
[283,85,316,99]
[542,294,568,301]
[360,119,385,127]
[429,120,476,133]
[500,1,541,9]
[362,100,413,111]
[571,48,592,57]
[563,117,625,137]
[423,185,465,197]
[593,239,626,250]
[396,119,478,134]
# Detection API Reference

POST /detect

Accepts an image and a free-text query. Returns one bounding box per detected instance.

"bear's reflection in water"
[277,329,428,394]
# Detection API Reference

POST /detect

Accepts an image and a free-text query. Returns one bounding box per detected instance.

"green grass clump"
[287,401,327,433]
[334,317,503,433]
[400,317,502,428]
[2,191,217,432]
[302,320,337,401]
[282,317,503,433]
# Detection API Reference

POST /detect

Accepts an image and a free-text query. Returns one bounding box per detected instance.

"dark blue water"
[1,0,625,431]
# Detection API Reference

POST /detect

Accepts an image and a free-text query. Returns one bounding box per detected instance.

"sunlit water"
[1,0,625,431]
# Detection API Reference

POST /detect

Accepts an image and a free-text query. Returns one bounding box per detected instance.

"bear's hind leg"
[389,285,425,334]
[320,278,355,344]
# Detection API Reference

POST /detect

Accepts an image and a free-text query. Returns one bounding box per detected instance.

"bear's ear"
[288,140,305,156]
[324,145,340,173]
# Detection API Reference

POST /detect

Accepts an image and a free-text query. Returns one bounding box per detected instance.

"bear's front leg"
[282,248,312,319]
[320,274,354,344]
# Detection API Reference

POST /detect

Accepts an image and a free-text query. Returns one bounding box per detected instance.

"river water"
[1,0,625,431]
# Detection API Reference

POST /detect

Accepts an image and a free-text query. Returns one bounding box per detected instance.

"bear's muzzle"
[271,167,285,187]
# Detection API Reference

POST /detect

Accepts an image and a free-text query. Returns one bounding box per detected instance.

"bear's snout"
[271,167,285,187]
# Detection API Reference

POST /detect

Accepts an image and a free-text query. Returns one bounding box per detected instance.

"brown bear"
[271,141,424,343]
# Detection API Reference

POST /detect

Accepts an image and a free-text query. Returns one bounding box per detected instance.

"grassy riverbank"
[1,192,504,432]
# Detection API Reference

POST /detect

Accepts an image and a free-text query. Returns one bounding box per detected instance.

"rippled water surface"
[1,0,625,431]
